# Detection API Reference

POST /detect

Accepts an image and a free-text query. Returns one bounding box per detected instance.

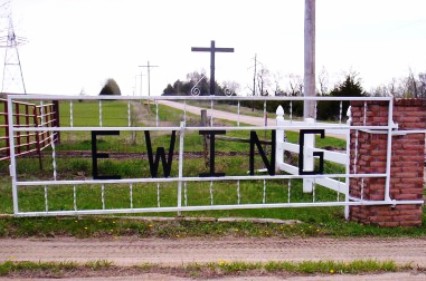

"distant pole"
[304,0,316,119]
[253,54,257,96]
[139,61,158,97]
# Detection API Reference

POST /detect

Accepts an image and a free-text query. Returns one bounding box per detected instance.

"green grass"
[0,259,411,278]
[0,260,112,277]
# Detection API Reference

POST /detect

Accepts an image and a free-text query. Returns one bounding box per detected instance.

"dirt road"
[158,100,347,139]
[1,237,426,280]
[2,237,426,266]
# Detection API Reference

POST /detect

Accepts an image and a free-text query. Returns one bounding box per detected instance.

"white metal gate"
[6,94,425,217]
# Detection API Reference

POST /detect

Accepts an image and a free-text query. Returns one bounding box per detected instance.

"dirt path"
[1,237,426,280]
[158,100,347,139]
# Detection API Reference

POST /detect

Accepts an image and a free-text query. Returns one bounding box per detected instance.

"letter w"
[144,131,176,177]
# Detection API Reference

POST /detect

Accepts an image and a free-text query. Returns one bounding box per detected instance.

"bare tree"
[287,74,303,96]
[273,71,284,96]
[257,67,271,96]
[406,69,418,98]
[418,73,426,98]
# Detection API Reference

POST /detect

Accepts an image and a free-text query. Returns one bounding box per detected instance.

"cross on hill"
[191,40,234,95]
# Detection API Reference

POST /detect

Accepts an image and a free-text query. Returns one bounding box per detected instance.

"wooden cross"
[191,40,234,95]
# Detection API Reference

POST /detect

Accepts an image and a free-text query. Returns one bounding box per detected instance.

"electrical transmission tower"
[0,0,27,94]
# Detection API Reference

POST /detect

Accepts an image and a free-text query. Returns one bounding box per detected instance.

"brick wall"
[349,99,426,227]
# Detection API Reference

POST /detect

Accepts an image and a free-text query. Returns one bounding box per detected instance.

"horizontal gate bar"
[12,125,395,132]
[15,173,388,186]
[14,199,424,217]
[8,94,394,102]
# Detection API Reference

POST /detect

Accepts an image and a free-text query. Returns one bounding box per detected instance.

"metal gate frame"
[7,94,425,217]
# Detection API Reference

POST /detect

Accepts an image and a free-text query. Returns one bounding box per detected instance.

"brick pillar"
[349,99,425,227]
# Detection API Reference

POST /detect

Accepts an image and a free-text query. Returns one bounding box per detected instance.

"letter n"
[249,130,276,176]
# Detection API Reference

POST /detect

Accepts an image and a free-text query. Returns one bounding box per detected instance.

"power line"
[138,61,158,97]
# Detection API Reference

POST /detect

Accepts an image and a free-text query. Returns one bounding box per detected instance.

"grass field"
[0,99,425,238]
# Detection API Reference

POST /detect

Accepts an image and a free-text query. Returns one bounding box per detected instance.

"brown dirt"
[1,237,426,280]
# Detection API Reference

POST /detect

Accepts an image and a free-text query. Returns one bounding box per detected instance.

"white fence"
[5,94,424,217]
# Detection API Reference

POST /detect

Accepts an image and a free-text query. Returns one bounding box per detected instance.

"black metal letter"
[199,130,226,177]
[298,129,325,175]
[144,131,176,178]
[249,130,276,176]
[91,131,121,180]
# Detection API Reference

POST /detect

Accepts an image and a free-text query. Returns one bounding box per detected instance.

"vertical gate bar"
[155,100,159,127]
[290,101,293,122]
[339,101,343,124]
[129,184,133,209]
[101,184,105,210]
[262,179,266,204]
[33,105,43,170]
[237,180,241,204]
[344,107,352,220]
[263,100,267,125]
[156,182,161,208]
[361,178,365,201]
[312,179,316,203]
[237,101,240,126]
[44,185,48,212]
[177,121,185,214]
[69,101,74,127]
[209,181,214,205]
[184,182,188,206]
[384,99,393,202]
[287,179,291,203]
[127,101,131,127]
[73,185,77,211]
[8,96,19,214]
[50,132,57,180]
[99,100,103,127]
[210,100,214,126]
[183,100,187,121]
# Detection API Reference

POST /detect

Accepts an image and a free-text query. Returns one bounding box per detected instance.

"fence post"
[349,98,426,227]
[275,106,285,171]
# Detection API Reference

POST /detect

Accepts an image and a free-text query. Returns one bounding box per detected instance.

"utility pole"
[302,0,316,194]
[304,0,315,119]
[138,61,158,97]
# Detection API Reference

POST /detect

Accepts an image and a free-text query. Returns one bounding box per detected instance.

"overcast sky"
[1,0,426,96]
